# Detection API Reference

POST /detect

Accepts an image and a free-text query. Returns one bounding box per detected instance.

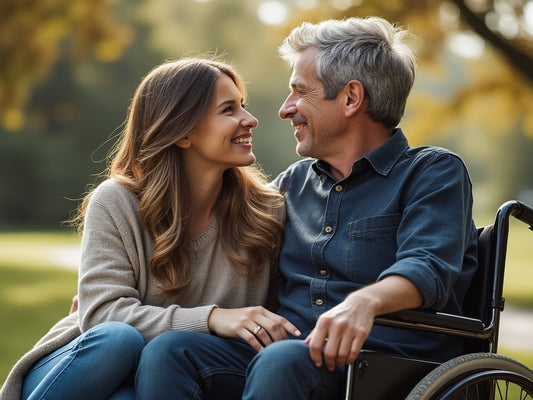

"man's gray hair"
[279,17,416,129]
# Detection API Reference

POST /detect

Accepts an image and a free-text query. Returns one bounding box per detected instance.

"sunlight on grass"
[2,281,75,307]
[503,219,533,307]
[474,212,533,308]
[0,231,80,270]
[0,232,78,385]
[0,262,77,384]
[499,348,533,370]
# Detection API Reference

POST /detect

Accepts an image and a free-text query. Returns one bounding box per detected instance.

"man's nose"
[279,94,297,120]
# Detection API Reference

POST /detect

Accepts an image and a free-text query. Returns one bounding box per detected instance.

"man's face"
[278,47,346,159]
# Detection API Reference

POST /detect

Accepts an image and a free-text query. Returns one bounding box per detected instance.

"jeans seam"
[30,344,75,371]
[37,328,95,399]
[200,367,247,379]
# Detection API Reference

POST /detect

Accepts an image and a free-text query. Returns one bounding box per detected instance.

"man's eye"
[291,88,305,96]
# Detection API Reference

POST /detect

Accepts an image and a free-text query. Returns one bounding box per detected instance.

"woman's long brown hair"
[73,58,284,297]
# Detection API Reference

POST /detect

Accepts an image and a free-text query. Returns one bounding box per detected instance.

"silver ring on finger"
[253,325,261,335]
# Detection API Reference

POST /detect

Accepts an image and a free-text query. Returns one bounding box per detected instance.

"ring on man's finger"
[253,325,261,335]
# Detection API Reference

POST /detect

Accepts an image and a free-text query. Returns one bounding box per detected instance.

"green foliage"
[1,0,533,226]
[0,0,133,131]
[0,4,163,227]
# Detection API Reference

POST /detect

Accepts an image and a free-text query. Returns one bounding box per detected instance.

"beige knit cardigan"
[1,179,284,399]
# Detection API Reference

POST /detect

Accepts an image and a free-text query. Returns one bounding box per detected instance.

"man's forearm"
[347,274,424,317]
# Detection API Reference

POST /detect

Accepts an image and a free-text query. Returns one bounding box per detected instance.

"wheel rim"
[435,369,533,399]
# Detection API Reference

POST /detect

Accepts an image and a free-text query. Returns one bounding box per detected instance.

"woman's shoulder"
[85,179,141,225]
[91,178,138,206]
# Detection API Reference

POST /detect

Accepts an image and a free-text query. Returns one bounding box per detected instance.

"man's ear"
[175,137,191,149]
[345,80,365,117]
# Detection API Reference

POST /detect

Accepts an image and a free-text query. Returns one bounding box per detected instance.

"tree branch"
[450,0,533,84]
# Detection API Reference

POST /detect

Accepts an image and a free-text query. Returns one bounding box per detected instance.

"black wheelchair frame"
[345,200,533,400]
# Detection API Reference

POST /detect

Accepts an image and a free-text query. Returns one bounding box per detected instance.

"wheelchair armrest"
[375,309,487,337]
[510,200,533,229]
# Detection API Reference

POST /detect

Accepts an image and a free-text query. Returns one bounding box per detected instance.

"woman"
[0,58,298,400]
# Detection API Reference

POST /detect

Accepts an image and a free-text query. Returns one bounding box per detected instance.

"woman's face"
[180,74,258,174]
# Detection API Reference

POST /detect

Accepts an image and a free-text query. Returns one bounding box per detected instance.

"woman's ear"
[345,80,365,117]
[175,136,191,149]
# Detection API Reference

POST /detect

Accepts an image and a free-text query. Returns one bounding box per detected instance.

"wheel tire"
[406,352,533,400]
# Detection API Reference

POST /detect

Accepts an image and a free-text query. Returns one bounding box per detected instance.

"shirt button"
[324,226,333,233]
[335,185,343,192]
[315,299,324,306]
[320,269,327,276]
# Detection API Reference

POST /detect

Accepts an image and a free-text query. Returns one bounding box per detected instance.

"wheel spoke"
[405,353,533,400]
[452,376,533,400]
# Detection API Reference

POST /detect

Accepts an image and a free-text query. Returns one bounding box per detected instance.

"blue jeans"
[243,340,345,400]
[135,331,345,400]
[22,321,144,400]
[136,331,257,399]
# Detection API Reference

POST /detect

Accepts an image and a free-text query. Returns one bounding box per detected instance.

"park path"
[499,306,533,351]
[45,244,533,353]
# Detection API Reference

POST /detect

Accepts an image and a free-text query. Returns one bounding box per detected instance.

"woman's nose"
[243,109,259,128]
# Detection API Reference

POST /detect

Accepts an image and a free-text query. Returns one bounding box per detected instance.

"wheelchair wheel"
[406,352,533,400]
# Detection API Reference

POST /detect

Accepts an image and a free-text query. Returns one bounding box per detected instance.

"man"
[241,16,477,399]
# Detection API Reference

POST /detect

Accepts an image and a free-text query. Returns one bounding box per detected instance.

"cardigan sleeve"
[78,180,215,342]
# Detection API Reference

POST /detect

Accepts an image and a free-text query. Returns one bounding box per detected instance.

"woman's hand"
[208,306,301,351]
[69,295,79,314]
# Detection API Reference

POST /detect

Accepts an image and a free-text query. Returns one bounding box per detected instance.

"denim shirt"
[272,129,478,362]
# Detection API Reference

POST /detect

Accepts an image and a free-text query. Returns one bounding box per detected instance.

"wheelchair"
[345,200,533,399]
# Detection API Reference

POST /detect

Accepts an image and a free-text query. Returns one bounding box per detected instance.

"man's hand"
[208,306,301,352]
[305,275,423,371]
[305,291,376,371]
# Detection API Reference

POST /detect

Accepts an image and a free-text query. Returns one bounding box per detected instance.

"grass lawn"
[500,219,533,308]
[0,232,78,385]
[1,225,532,387]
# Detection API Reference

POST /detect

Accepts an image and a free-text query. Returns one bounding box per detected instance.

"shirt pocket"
[345,213,401,283]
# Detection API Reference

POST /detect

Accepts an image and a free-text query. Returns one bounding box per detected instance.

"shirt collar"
[312,128,409,179]
[363,128,409,176]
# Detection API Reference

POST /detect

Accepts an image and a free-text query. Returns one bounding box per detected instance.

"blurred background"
[1,0,533,385]
[2,0,533,227]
